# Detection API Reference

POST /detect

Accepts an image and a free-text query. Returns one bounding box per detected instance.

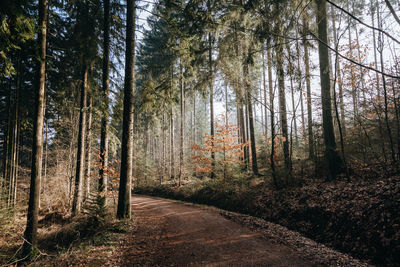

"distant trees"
[1,2,400,256]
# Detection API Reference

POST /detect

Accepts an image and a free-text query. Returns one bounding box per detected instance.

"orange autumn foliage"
[191,115,248,174]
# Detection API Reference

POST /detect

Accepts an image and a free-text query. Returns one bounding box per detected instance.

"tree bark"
[302,10,315,160]
[330,4,346,136]
[85,94,92,200]
[23,0,47,256]
[316,0,343,180]
[267,35,277,187]
[384,0,400,27]
[377,6,396,163]
[275,15,290,172]
[170,108,174,179]
[178,58,184,186]
[72,64,88,216]
[99,0,110,198]
[262,45,268,137]
[0,84,12,203]
[244,53,258,175]
[208,31,215,178]
[117,0,136,219]
[287,43,298,145]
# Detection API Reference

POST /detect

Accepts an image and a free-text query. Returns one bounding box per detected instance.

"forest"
[0,0,400,266]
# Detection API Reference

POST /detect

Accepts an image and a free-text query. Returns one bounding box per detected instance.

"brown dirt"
[108,195,317,266]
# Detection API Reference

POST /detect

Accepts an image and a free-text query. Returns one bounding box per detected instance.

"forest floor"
[1,195,371,266]
[102,195,369,267]
[134,168,400,266]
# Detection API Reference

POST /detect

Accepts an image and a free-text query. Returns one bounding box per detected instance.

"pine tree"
[22,0,47,257]
[315,0,343,180]
[117,0,136,219]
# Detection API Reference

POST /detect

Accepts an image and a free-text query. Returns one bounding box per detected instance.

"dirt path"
[111,195,316,266]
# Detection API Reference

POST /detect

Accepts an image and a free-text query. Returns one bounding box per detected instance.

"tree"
[99,0,110,199]
[117,0,136,219]
[71,62,88,216]
[315,0,343,180]
[22,0,47,257]
[301,6,315,160]
[274,3,290,173]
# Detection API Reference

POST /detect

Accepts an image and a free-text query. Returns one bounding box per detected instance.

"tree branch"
[326,0,400,45]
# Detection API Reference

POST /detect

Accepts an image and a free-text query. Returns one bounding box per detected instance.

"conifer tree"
[22,0,47,257]
[118,0,136,219]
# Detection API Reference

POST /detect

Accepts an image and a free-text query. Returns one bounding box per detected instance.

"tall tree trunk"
[85,94,92,200]
[330,4,346,136]
[355,27,366,106]
[286,43,298,145]
[178,58,184,186]
[99,0,110,198]
[244,53,258,175]
[170,108,174,179]
[162,111,165,184]
[347,2,358,124]
[1,83,12,202]
[244,97,250,168]
[267,35,277,187]
[295,35,306,140]
[72,64,88,216]
[23,0,47,256]
[43,120,48,190]
[372,2,388,161]
[262,45,268,137]
[302,10,315,160]
[117,0,136,219]
[275,16,290,172]
[371,1,381,100]
[316,0,343,180]
[193,93,196,145]
[377,6,396,163]
[209,31,215,178]
[8,60,20,208]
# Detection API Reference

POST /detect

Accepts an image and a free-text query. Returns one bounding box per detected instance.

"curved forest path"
[110,195,316,266]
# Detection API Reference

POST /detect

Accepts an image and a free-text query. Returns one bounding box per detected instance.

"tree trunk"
[302,10,315,160]
[347,2,358,124]
[1,84,11,203]
[193,93,196,145]
[170,108,174,179]
[330,4,346,136]
[275,16,290,172]
[316,0,343,180]
[178,58,184,186]
[209,31,215,178]
[377,7,396,163]
[13,125,19,207]
[99,0,110,198]
[72,64,88,216]
[162,111,166,184]
[286,43,298,146]
[23,0,47,256]
[9,60,20,208]
[267,35,277,187]
[117,0,136,219]
[295,35,306,140]
[244,53,258,175]
[85,94,92,200]
[262,45,268,137]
